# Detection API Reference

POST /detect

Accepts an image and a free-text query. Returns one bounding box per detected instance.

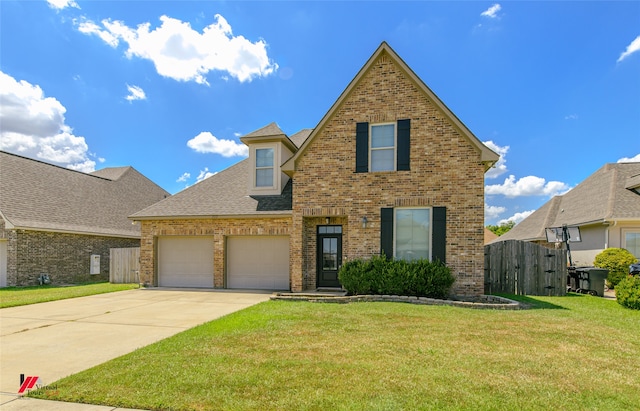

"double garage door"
[157,236,289,290]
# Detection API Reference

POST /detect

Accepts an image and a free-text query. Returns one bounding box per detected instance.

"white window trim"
[251,143,278,191]
[369,122,396,172]
[393,206,432,261]
[622,228,640,258]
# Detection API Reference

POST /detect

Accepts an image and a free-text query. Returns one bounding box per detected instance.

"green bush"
[593,248,638,289]
[338,255,455,299]
[615,275,640,310]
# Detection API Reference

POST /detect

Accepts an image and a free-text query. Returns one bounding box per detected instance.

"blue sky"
[1,1,639,226]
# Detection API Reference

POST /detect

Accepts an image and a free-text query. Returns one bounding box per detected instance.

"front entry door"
[317,226,342,288]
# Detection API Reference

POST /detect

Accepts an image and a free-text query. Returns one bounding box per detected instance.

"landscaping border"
[271,293,521,310]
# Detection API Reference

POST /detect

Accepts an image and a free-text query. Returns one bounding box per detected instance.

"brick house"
[131,42,499,296]
[0,151,169,286]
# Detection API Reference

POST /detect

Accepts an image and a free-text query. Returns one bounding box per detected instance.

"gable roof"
[493,162,640,242]
[0,151,169,237]
[130,159,292,219]
[282,41,499,175]
[240,122,298,152]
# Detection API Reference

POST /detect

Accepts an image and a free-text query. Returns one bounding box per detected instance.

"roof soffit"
[282,42,499,175]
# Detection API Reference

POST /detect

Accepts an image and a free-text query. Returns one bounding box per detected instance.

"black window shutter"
[432,206,446,264]
[397,119,410,171]
[380,208,394,259]
[355,122,369,173]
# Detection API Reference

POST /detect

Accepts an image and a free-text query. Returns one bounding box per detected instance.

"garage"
[227,236,289,290]
[158,236,214,288]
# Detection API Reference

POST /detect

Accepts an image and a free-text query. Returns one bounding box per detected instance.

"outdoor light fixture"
[326,217,330,224]
[361,216,368,228]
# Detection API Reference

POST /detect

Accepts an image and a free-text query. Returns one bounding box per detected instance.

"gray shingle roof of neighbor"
[131,126,313,220]
[492,162,640,243]
[0,151,170,237]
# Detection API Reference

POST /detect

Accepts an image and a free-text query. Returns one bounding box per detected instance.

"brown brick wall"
[139,217,292,288]
[5,229,139,286]
[291,52,487,296]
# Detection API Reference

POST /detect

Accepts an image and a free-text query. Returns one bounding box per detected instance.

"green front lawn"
[0,283,139,308]
[33,295,639,410]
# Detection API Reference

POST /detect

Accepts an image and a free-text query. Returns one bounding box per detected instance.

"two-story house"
[130,42,499,296]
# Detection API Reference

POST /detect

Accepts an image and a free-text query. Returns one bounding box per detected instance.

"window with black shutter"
[355,119,410,173]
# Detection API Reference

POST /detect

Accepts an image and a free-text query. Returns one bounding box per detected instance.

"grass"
[0,282,139,308]
[32,294,639,411]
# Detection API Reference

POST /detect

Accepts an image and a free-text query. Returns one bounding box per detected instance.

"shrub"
[338,255,455,299]
[615,275,640,310]
[593,248,638,289]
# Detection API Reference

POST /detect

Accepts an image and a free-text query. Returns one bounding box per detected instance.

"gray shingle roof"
[493,162,640,242]
[131,125,312,220]
[0,151,169,237]
[130,159,293,219]
[289,129,313,148]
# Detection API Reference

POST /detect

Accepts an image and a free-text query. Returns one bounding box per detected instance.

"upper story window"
[255,148,274,187]
[370,123,396,172]
[356,119,410,173]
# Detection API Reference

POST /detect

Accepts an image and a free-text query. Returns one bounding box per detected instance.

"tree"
[486,220,515,236]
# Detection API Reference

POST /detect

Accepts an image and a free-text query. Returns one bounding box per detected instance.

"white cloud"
[77,19,120,47]
[76,14,278,84]
[485,203,506,219]
[187,132,248,157]
[196,167,216,183]
[617,35,640,63]
[0,71,97,172]
[481,4,502,19]
[618,153,640,163]
[498,210,535,225]
[564,114,579,120]
[485,175,570,198]
[483,140,509,179]
[47,0,79,10]
[176,172,190,183]
[125,84,146,101]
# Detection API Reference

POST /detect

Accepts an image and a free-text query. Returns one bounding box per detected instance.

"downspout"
[604,220,617,249]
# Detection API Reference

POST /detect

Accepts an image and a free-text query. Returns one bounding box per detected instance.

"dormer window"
[241,122,297,196]
[255,148,274,187]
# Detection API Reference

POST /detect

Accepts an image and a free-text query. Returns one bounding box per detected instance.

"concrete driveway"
[0,288,270,399]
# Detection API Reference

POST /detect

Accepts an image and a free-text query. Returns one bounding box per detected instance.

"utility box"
[90,254,101,275]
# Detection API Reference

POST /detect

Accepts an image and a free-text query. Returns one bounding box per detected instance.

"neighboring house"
[131,42,499,296]
[0,151,169,287]
[484,228,499,244]
[491,162,640,265]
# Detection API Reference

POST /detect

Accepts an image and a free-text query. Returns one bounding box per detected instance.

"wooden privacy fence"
[109,247,140,284]
[484,240,567,296]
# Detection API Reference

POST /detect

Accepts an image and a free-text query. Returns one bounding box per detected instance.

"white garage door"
[158,237,214,288]
[227,236,289,290]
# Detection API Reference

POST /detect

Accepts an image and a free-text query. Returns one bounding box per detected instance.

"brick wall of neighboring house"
[4,229,139,286]
[291,51,487,296]
[139,217,292,287]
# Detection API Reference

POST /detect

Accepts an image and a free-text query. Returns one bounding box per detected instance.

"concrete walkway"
[0,288,270,410]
